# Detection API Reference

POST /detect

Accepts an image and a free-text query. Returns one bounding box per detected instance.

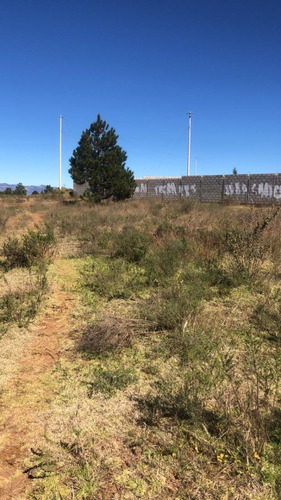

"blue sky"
[1,0,281,187]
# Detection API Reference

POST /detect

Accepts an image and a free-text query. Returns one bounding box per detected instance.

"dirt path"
[0,258,78,499]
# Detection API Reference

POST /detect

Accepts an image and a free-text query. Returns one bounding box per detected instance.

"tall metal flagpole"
[59,115,63,189]
[187,111,192,176]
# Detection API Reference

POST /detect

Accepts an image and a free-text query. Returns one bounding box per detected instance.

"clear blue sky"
[1,0,281,187]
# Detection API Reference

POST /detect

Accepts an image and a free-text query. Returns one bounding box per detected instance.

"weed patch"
[224,207,280,282]
[112,225,150,263]
[0,272,47,333]
[7,196,279,500]
[2,223,55,269]
[82,256,146,299]
[86,362,137,397]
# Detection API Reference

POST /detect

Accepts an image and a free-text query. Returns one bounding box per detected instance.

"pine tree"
[43,185,54,193]
[69,115,135,202]
[14,183,27,195]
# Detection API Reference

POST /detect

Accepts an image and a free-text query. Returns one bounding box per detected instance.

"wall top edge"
[135,173,280,181]
[139,176,181,179]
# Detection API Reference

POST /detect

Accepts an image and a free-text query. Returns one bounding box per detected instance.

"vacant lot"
[0,194,280,499]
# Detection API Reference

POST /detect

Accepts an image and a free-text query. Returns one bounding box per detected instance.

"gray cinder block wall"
[133,173,281,204]
[74,173,281,204]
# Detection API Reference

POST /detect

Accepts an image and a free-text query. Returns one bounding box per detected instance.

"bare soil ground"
[0,258,78,499]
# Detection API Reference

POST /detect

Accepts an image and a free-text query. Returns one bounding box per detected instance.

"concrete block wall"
[248,174,281,204]
[134,173,281,204]
[201,175,223,203]
[223,175,249,203]
[74,173,281,204]
[180,176,201,200]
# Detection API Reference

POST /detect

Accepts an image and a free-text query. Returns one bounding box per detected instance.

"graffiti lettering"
[258,183,273,198]
[273,185,281,199]
[133,177,281,203]
[178,184,197,197]
[225,184,234,196]
[154,183,197,197]
[167,183,177,195]
[135,182,147,194]
[225,183,248,196]
[251,183,257,195]
[140,183,147,194]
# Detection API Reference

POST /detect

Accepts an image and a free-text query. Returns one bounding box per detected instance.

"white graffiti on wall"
[225,182,248,196]
[179,184,197,197]
[155,183,177,196]
[273,185,281,199]
[153,183,197,197]
[135,182,148,194]
[225,182,281,200]
[251,183,281,199]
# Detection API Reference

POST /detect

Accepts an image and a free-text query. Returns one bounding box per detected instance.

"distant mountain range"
[0,184,47,195]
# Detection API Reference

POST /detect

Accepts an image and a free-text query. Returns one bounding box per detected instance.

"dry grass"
[0,268,39,297]
[0,196,280,499]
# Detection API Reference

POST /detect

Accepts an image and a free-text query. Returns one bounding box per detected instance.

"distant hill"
[0,184,47,195]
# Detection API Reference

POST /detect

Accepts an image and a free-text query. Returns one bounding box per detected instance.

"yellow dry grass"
[0,196,280,499]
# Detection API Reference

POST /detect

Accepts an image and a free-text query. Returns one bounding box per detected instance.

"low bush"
[142,263,220,331]
[112,226,150,263]
[82,256,146,300]
[0,273,47,332]
[142,284,199,331]
[224,207,280,281]
[251,290,281,342]
[137,326,221,423]
[143,238,187,286]
[2,224,55,269]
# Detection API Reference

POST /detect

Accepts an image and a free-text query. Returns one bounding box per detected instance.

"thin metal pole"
[59,115,63,190]
[187,111,192,176]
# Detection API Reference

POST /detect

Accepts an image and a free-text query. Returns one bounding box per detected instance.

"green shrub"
[192,228,224,267]
[86,362,137,396]
[142,284,200,331]
[113,226,150,263]
[2,224,55,269]
[224,208,280,281]
[144,238,187,286]
[138,326,222,424]
[96,229,117,254]
[142,263,218,331]
[0,274,47,332]
[251,290,281,342]
[82,256,146,300]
